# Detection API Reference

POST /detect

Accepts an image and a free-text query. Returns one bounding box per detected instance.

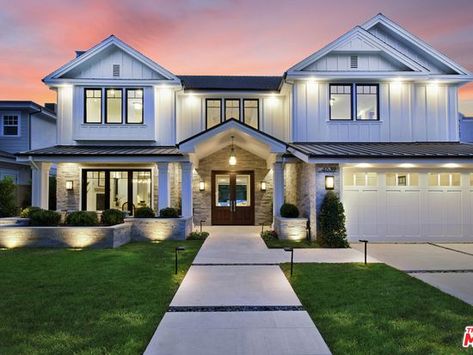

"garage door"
[343,169,473,242]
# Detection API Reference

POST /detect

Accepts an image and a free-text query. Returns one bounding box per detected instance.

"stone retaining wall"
[126,217,193,241]
[274,216,308,240]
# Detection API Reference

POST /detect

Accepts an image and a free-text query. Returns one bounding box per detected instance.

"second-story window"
[206,99,221,129]
[329,83,379,121]
[84,89,102,123]
[106,89,123,124]
[2,115,19,136]
[356,84,378,120]
[243,99,259,129]
[329,84,352,120]
[126,89,143,124]
[225,99,240,121]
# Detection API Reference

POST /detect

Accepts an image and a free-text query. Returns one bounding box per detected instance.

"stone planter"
[126,217,193,241]
[273,216,308,240]
[0,223,131,249]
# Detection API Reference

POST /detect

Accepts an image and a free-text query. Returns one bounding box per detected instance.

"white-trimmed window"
[386,173,419,187]
[2,115,19,136]
[344,171,378,187]
[428,173,461,187]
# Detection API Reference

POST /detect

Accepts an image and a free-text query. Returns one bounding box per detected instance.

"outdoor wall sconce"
[66,180,74,190]
[199,180,205,191]
[325,176,335,190]
[260,181,267,191]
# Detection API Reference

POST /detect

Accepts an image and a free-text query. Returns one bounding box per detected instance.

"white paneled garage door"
[343,169,473,242]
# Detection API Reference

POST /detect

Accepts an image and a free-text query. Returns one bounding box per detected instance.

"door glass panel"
[86,171,106,211]
[110,171,128,210]
[132,171,151,208]
[216,175,230,207]
[235,175,251,206]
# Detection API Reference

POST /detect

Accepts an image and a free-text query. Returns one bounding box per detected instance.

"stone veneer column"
[31,162,51,209]
[157,162,170,210]
[181,162,193,218]
[273,162,284,217]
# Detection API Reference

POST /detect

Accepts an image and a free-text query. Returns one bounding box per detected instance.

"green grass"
[0,241,203,354]
[282,263,473,355]
[261,233,320,248]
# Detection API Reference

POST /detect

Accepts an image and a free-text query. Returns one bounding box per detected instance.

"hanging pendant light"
[229,135,237,166]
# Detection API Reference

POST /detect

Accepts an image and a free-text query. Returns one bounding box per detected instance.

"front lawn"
[0,241,203,354]
[282,263,473,354]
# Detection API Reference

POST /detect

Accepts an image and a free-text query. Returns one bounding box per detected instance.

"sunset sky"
[0,0,472,115]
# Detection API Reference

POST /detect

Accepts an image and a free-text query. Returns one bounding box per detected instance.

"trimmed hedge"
[0,177,18,217]
[280,203,299,218]
[188,231,209,240]
[317,191,349,248]
[101,209,125,226]
[159,207,179,218]
[65,211,99,226]
[29,209,61,226]
[134,207,155,218]
[20,206,42,218]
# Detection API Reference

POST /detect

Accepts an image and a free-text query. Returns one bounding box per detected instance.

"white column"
[273,162,284,217]
[157,162,170,210]
[181,162,193,218]
[31,162,51,209]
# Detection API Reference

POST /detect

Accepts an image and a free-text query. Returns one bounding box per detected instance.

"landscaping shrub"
[188,231,209,240]
[317,191,349,248]
[66,211,99,226]
[134,207,155,218]
[280,203,299,218]
[159,207,179,218]
[101,209,125,225]
[20,206,42,218]
[261,230,278,240]
[29,209,61,226]
[0,176,18,217]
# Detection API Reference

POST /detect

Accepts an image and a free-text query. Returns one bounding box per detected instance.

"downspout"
[28,156,39,170]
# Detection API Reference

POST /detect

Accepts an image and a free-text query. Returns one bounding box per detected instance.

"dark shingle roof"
[17,145,182,157]
[178,75,282,91]
[289,142,473,158]
[0,150,16,160]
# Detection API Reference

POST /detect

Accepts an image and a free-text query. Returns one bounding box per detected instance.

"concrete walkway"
[146,226,365,355]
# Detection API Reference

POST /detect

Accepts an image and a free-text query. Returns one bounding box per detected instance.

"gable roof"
[178,76,282,92]
[361,13,471,76]
[43,35,180,85]
[0,101,56,121]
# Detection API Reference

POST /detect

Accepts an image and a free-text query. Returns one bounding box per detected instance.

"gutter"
[28,156,39,170]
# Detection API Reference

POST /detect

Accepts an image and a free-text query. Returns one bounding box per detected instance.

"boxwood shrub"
[280,203,299,218]
[159,207,179,218]
[20,206,42,218]
[65,211,99,226]
[134,207,155,218]
[29,209,61,226]
[101,209,125,225]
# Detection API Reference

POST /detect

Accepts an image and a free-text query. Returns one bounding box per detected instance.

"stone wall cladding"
[274,216,308,240]
[297,163,317,239]
[169,163,182,211]
[127,217,192,241]
[56,163,81,211]
[284,163,299,205]
[193,146,273,226]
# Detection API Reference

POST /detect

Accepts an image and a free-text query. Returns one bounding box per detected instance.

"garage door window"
[386,173,419,187]
[344,171,378,187]
[428,173,461,187]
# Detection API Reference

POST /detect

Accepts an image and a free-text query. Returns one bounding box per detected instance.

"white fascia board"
[286,26,425,74]
[43,36,180,84]
[45,78,182,87]
[361,14,472,76]
[306,157,473,165]
[16,155,188,164]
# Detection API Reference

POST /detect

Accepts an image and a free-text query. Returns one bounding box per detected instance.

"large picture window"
[105,88,123,124]
[126,89,143,124]
[243,99,259,129]
[225,99,240,121]
[329,83,379,121]
[84,89,102,123]
[206,99,222,129]
[356,84,378,120]
[329,84,352,120]
[2,115,19,136]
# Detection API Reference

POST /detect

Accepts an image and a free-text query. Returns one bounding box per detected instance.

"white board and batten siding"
[292,80,459,142]
[343,169,473,242]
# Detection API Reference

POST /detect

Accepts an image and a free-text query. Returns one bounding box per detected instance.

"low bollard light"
[199,220,206,233]
[359,240,368,265]
[260,223,265,234]
[284,247,294,276]
[175,246,185,274]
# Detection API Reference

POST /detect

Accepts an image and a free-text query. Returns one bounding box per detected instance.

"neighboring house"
[459,113,473,142]
[0,101,56,207]
[18,13,473,242]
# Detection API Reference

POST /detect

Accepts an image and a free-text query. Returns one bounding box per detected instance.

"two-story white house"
[18,14,473,242]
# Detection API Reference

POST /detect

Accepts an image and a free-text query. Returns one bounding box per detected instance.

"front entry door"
[211,171,255,225]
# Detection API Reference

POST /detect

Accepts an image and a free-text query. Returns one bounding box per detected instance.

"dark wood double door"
[211,171,255,225]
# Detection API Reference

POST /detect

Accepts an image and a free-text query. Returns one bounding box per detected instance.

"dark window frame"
[205,98,222,129]
[224,98,241,121]
[329,83,380,121]
[84,88,103,124]
[355,84,380,121]
[125,88,144,124]
[105,88,123,124]
[243,99,260,129]
[329,83,353,121]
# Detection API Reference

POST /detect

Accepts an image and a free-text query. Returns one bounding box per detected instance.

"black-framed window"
[329,83,380,121]
[105,88,123,124]
[243,99,259,129]
[356,84,378,120]
[206,99,222,129]
[225,99,240,121]
[126,88,144,124]
[84,89,102,123]
[2,115,19,136]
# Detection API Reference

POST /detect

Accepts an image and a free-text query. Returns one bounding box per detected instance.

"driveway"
[351,242,473,305]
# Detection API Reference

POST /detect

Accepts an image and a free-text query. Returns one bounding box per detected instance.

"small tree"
[0,176,18,217]
[317,191,349,248]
